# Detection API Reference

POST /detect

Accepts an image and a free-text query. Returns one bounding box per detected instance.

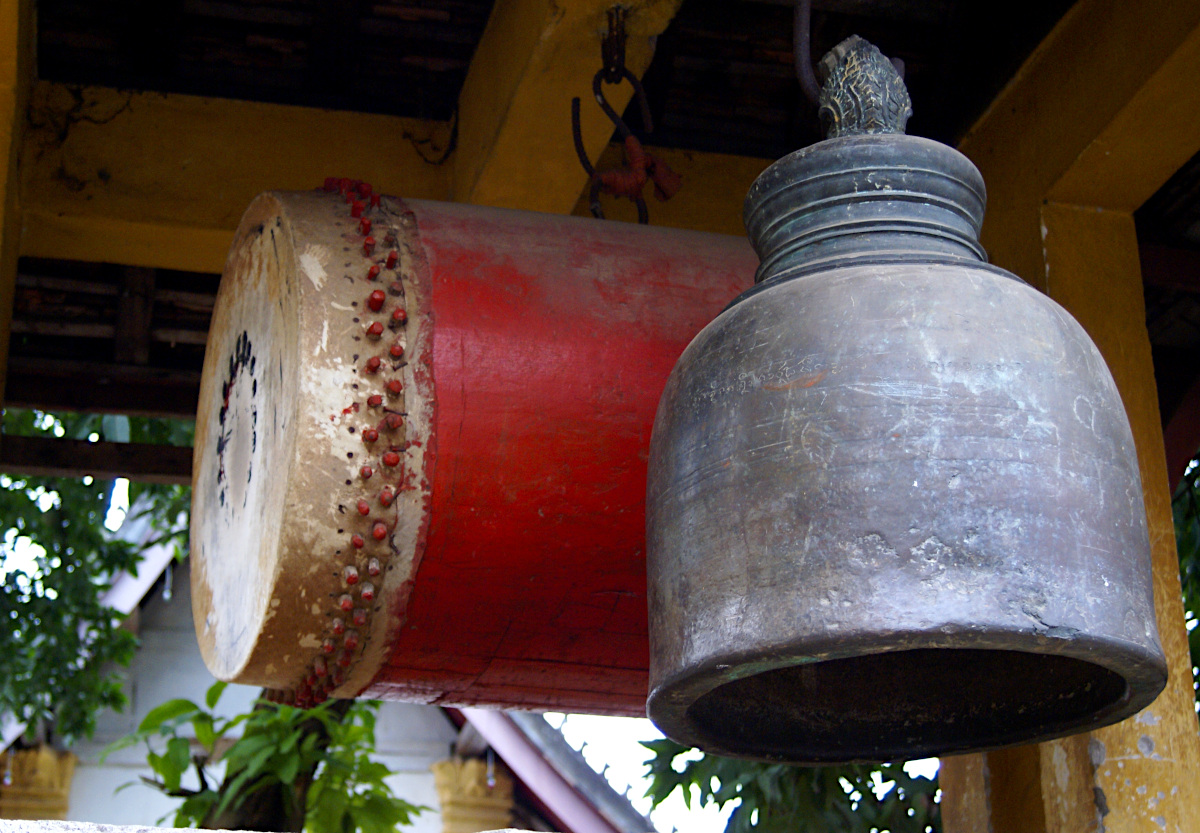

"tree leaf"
[310,783,349,833]
[277,752,301,785]
[137,698,199,734]
[193,714,216,751]
[205,680,228,710]
[99,733,140,763]
[162,736,192,791]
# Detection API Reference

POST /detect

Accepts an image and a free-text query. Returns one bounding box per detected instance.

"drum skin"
[191,189,757,711]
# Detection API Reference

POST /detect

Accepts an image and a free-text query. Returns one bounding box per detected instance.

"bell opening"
[684,648,1128,763]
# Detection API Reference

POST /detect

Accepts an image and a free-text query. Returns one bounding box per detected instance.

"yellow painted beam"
[20,212,235,276]
[942,0,1200,829]
[17,83,770,272]
[957,0,1200,289]
[453,0,682,214]
[0,0,33,406]
[570,143,772,236]
[1045,22,1200,212]
[20,83,453,273]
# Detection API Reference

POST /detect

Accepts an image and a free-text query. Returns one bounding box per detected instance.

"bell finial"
[817,35,912,138]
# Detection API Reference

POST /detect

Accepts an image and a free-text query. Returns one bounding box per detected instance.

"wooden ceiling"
[36,0,1075,156]
[37,0,494,122]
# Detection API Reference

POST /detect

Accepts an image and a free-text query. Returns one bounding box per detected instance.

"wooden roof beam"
[18,83,454,273]
[15,79,769,281]
[452,0,683,213]
[3,357,200,419]
[113,266,155,366]
[0,434,191,485]
[955,0,1200,291]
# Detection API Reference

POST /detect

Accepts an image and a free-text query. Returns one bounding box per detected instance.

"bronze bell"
[645,36,1167,764]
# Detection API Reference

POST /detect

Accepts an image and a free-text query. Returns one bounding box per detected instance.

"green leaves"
[205,681,229,710]
[641,738,940,833]
[304,702,429,833]
[0,468,139,741]
[0,406,196,743]
[139,698,203,733]
[1173,455,1200,693]
[161,737,193,791]
[116,686,426,833]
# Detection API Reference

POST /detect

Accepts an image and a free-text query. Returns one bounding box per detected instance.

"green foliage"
[642,738,939,833]
[304,702,425,833]
[1172,454,1200,693]
[105,681,427,833]
[0,407,193,743]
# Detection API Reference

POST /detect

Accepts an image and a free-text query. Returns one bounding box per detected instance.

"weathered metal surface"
[191,189,757,710]
[816,35,911,137]
[646,128,1167,761]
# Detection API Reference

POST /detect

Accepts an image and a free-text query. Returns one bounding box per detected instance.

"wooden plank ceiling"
[36,0,1076,155]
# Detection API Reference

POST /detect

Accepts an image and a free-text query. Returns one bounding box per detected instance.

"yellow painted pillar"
[943,207,1200,833]
[431,757,515,833]
[938,754,989,833]
[0,0,32,406]
[0,748,76,820]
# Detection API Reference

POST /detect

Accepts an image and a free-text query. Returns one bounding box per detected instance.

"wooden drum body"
[192,189,755,711]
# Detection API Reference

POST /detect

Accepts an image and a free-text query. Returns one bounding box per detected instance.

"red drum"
[192,189,755,713]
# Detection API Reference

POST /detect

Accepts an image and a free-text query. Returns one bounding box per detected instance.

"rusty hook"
[570,5,666,224]
[594,5,653,133]
[572,75,653,223]
[571,4,654,156]
[592,65,654,138]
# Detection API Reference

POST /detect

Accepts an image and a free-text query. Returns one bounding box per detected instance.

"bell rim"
[646,630,1167,764]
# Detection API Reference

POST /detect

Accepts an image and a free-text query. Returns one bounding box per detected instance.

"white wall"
[66,561,454,833]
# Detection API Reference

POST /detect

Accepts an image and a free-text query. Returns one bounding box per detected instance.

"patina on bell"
[645,35,1167,764]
